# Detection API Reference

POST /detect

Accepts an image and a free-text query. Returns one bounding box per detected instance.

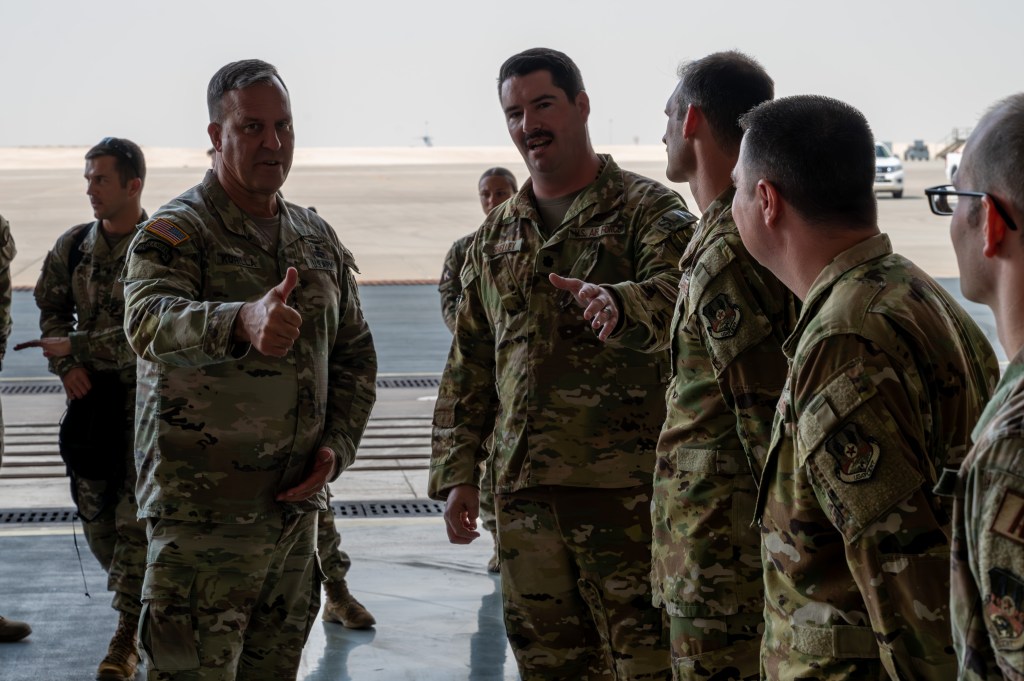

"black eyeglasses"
[924,184,1018,231]
[98,136,140,179]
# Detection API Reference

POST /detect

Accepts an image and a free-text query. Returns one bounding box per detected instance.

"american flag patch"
[145,218,190,246]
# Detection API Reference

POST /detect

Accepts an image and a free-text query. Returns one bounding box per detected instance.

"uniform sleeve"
[603,190,695,352]
[793,336,956,677]
[428,247,496,499]
[123,219,248,367]
[319,251,378,478]
[67,321,137,370]
[438,239,466,335]
[0,217,16,368]
[33,239,80,378]
[961,444,1024,679]
[694,243,794,473]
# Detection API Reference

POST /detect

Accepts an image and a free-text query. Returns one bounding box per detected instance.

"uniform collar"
[499,154,624,230]
[783,232,891,357]
[973,346,1024,441]
[200,170,311,248]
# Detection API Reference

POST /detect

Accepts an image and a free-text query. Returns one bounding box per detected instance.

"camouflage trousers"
[139,512,320,681]
[478,459,496,534]
[496,485,671,681]
[668,614,763,681]
[71,446,147,617]
[316,508,350,583]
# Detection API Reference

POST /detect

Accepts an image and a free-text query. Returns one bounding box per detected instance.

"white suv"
[874,143,904,198]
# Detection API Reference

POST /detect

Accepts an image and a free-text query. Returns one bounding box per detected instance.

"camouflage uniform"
[439,232,474,334]
[756,234,998,680]
[939,348,1024,680]
[429,155,696,680]
[0,215,14,466]
[317,499,350,584]
[439,231,498,537]
[123,170,377,680]
[34,216,147,617]
[649,188,796,680]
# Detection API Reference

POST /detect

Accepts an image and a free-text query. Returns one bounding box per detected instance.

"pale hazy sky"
[3,0,1021,149]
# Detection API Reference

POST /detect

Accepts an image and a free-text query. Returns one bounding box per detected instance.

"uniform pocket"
[139,563,200,671]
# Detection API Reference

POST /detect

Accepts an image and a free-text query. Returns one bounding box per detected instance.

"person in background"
[437,166,517,574]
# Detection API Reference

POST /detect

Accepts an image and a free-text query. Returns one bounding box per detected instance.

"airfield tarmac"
[0,146,957,288]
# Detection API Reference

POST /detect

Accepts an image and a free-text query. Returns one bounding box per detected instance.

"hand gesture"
[14,337,72,359]
[549,273,620,341]
[236,267,303,357]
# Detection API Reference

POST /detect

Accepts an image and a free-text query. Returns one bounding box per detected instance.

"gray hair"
[207,59,288,123]
[965,93,1024,221]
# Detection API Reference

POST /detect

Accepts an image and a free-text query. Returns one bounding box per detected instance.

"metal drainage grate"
[376,376,440,389]
[0,500,444,524]
[0,382,64,395]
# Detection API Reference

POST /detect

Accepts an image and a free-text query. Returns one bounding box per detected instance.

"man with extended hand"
[123,59,377,680]
[429,47,695,680]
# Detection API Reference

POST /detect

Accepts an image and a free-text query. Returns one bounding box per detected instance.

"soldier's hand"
[549,273,620,341]
[276,447,336,502]
[236,267,303,357]
[61,367,92,400]
[14,337,72,358]
[443,484,481,545]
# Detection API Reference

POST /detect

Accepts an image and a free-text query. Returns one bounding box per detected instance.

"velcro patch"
[145,218,190,246]
[569,224,624,239]
[305,257,335,271]
[483,239,523,256]
[217,252,258,268]
[986,567,1024,645]
[992,489,1024,547]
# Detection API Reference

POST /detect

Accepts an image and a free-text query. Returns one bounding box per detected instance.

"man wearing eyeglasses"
[928,93,1024,680]
[123,60,377,680]
[16,138,148,680]
[732,95,998,679]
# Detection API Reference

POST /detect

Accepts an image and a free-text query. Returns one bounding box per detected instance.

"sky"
[2,0,1021,149]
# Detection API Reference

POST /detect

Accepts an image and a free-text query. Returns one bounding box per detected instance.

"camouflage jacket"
[439,231,474,334]
[34,216,145,383]
[123,171,377,524]
[651,188,796,631]
[756,233,998,680]
[940,347,1024,680]
[0,214,15,372]
[428,155,695,498]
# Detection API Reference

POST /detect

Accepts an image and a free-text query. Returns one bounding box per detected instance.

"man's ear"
[682,104,701,139]
[758,179,783,230]
[575,90,591,123]
[127,177,142,199]
[207,122,222,151]
[982,195,1008,259]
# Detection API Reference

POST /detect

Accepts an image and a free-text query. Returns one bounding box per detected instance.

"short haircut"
[498,48,585,102]
[85,137,146,186]
[739,95,877,228]
[478,167,518,192]
[966,93,1024,221]
[676,51,774,154]
[207,59,288,123]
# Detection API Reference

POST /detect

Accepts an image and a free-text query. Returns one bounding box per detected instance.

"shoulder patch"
[992,489,1024,547]
[824,422,880,483]
[145,218,190,246]
[986,567,1024,645]
[701,293,742,340]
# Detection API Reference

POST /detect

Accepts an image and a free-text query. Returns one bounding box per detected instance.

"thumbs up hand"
[234,267,303,357]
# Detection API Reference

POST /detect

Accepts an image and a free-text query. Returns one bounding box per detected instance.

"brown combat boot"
[0,615,31,642]
[322,579,376,629]
[96,611,139,681]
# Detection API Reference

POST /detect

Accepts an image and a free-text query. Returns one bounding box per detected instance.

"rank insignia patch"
[992,489,1024,547]
[824,423,880,483]
[986,567,1024,644]
[701,293,741,339]
[145,218,190,246]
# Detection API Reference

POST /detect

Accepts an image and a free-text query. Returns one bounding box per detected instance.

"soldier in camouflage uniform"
[316,495,375,629]
[0,214,28,645]
[732,95,998,679]
[18,139,148,680]
[438,166,517,573]
[429,48,695,680]
[929,93,1024,680]
[122,60,376,680]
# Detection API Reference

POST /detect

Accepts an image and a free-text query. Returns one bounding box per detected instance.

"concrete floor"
[0,518,518,681]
